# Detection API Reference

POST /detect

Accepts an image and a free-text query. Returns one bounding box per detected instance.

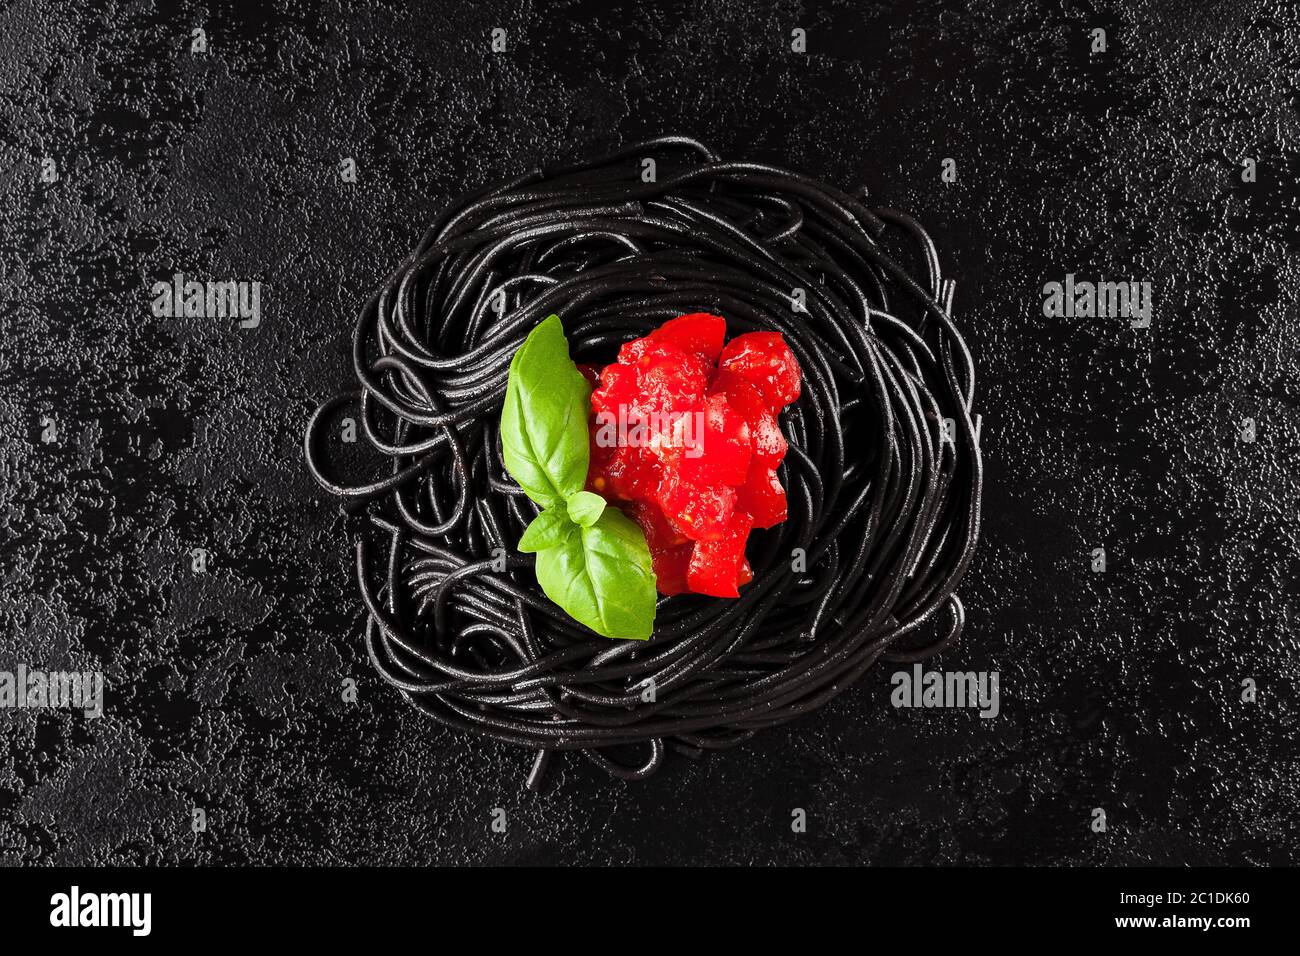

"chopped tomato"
[604,446,657,501]
[630,500,688,550]
[586,315,801,596]
[711,370,787,468]
[635,342,709,411]
[651,544,693,596]
[657,471,735,541]
[687,515,752,597]
[591,362,638,419]
[717,332,801,408]
[587,428,615,490]
[737,464,787,528]
[679,393,752,486]
[650,312,726,362]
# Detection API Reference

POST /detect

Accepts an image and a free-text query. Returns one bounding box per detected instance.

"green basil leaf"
[500,314,591,506]
[566,490,607,528]
[518,504,573,553]
[533,507,656,641]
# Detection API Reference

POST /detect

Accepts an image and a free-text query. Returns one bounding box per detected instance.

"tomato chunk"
[636,342,709,412]
[717,332,802,408]
[737,464,787,528]
[711,370,787,468]
[630,500,687,550]
[679,393,752,486]
[737,559,754,586]
[657,471,735,541]
[602,446,656,501]
[650,544,692,596]
[687,515,752,598]
[650,312,726,362]
[591,362,638,419]
[587,428,615,487]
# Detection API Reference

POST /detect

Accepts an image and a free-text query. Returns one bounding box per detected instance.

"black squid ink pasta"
[304,135,982,787]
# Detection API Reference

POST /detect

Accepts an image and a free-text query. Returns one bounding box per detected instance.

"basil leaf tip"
[517,504,570,553]
[566,490,607,527]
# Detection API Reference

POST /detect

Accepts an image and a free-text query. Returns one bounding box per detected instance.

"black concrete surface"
[1,0,1297,865]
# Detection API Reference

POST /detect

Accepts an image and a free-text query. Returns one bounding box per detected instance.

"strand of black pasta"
[304,135,982,787]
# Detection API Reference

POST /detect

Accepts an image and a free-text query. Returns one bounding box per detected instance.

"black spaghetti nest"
[304,136,982,786]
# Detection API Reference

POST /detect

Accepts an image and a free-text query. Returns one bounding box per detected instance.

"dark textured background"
[1,0,1297,866]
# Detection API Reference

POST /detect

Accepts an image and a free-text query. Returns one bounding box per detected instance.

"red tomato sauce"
[583,313,802,598]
